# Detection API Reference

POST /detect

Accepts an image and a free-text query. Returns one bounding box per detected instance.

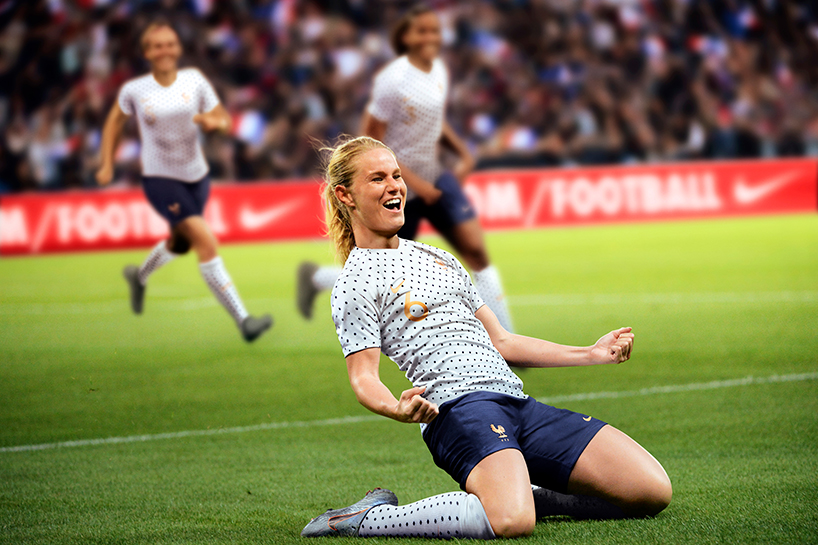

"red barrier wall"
[1,159,815,255]
[0,181,325,255]
[463,158,818,230]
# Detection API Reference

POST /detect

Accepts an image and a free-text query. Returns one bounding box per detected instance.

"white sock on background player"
[137,241,177,286]
[473,265,514,333]
[358,492,495,539]
[312,266,342,291]
[199,256,249,325]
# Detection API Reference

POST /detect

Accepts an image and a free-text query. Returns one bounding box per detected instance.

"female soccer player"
[300,137,671,539]
[298,5,513,332]
[96,21,271,342]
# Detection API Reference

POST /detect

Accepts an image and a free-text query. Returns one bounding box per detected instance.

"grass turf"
[1,214,816,544]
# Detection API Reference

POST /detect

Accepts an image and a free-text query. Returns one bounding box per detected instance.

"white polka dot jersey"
[331,239,525,412]
[118,68,220,182]
[367,56,447,194]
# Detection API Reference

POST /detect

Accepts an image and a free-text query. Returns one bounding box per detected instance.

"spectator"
[1,0,817,192]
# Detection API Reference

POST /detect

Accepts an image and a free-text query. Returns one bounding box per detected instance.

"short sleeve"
[454,256,485,314]
[117,83,134,116]
[196,71,220,113]
[366,68,400,123]
[331,271,382,357]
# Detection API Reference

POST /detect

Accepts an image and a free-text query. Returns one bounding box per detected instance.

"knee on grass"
[488,507,536,538]
[622,475,673,517]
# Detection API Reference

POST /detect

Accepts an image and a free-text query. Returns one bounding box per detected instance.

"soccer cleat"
[240,314,273,342]
[123,265,145,315]
[296,261,319,320]
[301,488,398,537]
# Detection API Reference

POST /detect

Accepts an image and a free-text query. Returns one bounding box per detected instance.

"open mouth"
[383,198,401,211]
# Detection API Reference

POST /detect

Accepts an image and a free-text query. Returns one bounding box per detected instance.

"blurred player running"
[96,21,271,342]
[298,5,513,332]
[300,136,671,539]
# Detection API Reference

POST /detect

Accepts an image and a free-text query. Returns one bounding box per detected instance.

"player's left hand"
[591,327,634,364]
[453,156,475,184]
[193,112,229,133]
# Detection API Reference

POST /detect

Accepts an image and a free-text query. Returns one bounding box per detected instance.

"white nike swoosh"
[239,199,303,230]
[733,171,802,204]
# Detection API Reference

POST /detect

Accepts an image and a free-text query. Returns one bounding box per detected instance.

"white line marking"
[537,372,818,404]
[2,372,815,454]
[0,415,381,453]
[2,291,816,315]
[508,291,818,306]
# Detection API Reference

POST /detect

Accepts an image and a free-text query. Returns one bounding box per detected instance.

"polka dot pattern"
[199,256,249,325]
[331,239,525,410]
[367,56,447,194]
[359,492,467,538]
[119,68,219,182]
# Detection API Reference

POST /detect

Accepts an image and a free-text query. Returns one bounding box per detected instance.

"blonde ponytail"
[322,136,395,263]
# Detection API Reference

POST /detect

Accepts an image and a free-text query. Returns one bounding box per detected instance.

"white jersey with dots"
[118,68,219,182]
[331,239,525,411]
[367,56,447,192]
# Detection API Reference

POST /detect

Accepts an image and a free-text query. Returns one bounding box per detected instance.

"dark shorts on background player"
[423,391,606,493]
[398,171,477,240]
[142,175,210,226]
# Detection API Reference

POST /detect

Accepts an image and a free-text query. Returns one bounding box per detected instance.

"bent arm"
[441,121,475,182]
[475,305,634,368]
[193,103,231,133]
[361,111,441,204]
[346,347,439,423]
[96,103,130,185]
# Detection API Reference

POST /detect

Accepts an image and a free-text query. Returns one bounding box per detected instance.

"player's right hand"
[96,164,113,186]
[419,186,442,206]
[395,386,438,424]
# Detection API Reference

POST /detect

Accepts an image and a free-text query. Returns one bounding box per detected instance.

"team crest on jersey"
[405,105,417,124]
[144,103,156,125]
[491,424,509,441]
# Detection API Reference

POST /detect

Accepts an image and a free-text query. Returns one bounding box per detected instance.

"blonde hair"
[322,136,395,263]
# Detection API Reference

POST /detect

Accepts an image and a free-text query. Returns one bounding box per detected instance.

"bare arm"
[193,103,231,133]
[361,111,442,205]
[476,305,634,368]
[441,121,475,183]
[95,103,130,186]
[346,347,439,424]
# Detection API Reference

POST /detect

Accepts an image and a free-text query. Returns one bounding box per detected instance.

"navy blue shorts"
[142,175,210,227]
[398,171,478,240]
[423,391,607,493]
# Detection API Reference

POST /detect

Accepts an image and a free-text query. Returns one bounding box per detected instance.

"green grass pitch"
[1,214,816,544]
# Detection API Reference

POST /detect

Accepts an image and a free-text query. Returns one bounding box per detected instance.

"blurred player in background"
[96,21,272,342]
[301,136,671,539]
[298,5,514,332]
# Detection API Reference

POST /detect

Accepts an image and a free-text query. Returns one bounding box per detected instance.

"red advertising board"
[461,158,818,231]
[0,159,815,255]
[0,181,325,255]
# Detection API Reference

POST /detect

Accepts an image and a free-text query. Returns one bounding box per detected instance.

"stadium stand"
[1,0,816,193]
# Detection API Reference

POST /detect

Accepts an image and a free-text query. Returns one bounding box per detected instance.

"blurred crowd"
[1,0,818,192]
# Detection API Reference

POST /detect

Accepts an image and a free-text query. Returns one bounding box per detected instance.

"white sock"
[473,265,514,333]
[312,266,342,291]
[359,492,495,539]
[137,241,177,286]
[199,256,249,325]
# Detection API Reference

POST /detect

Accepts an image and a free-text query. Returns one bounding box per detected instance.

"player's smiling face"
[403,12,441,64]
[144,26,181,74]
[338,147,406,248]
